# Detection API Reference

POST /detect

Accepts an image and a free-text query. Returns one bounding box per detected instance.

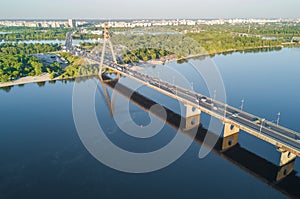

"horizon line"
[0,17,300,21]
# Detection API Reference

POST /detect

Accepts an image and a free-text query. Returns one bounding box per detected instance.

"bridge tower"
[99,23,118,76]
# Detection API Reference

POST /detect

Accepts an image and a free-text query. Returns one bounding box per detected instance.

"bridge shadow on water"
[100,75,300,199]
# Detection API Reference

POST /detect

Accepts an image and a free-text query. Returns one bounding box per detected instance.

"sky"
[1,0,300,19]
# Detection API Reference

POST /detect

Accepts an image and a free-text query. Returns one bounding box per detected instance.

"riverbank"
[0,74,58,88]
[147,43,298,67]
[1,45,298,88]
[164,44,292,63]
[0,73,95,88]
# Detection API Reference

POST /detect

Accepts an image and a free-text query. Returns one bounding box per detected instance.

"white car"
[201,97,207,102]
[232,112,239,118]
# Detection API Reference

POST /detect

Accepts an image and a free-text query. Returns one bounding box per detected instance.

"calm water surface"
[0,48,299,199]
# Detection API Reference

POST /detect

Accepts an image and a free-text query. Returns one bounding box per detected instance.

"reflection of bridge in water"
[99,75,300,199]
[66,24,300,174]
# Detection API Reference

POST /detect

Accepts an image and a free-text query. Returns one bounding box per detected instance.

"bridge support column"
[182,104,201,131]
[223,122,240,137]
[277,148,297,166]
[221,122,240,151]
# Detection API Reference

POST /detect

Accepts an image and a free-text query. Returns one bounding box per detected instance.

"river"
[0,48,299,199]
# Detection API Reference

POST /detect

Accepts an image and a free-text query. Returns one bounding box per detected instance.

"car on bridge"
[200,96,207,102]
[232,111,239,118]
[116,66,125,71]
[252,118,261,124]
[212,104,218,111]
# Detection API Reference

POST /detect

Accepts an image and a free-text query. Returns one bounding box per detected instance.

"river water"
[0,48,299,199]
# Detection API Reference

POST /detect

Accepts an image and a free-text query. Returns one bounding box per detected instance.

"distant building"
[68,19,77,28]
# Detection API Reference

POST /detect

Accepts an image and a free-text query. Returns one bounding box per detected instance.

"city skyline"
[2,18,299,29]
[1,0,300,19]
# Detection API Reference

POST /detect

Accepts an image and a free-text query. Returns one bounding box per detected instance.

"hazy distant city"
[1,18,300,28]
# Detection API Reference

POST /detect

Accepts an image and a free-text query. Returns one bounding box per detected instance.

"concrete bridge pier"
[277,147,297,166]
[221,122,240,151]
[182,104,201,131]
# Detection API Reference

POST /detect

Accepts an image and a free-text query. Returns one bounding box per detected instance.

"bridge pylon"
[99,23,118,76]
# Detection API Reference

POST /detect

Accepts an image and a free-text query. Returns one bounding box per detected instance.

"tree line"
[122,48,171,63]
[112,34,204,61]
[0,27,101,41]
[187,32,285,54]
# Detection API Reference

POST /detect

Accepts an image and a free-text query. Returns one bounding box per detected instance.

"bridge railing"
[224,102,300,137]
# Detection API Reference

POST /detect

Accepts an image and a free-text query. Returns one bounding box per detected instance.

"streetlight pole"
[277,112,280,126]
[240,98,244,111]
[213,89,216,105]
[260,118,265,132]
[191,82,194,91]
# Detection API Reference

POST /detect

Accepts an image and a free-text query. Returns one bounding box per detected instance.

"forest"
[0,42,100,83]
[122,48,172,63]
[58,52,98,78]
[186,32,285,54]
[112,34,205,60]
[0,43,61,82]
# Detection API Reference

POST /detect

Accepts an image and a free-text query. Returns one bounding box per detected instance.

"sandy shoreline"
[0,74,55,88]
[0,74,95,88]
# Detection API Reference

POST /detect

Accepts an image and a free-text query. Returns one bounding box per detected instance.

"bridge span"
[65,27,300,168]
